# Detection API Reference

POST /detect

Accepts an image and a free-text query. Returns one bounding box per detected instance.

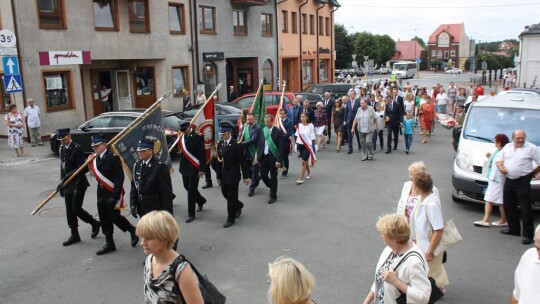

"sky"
[335,0,540,43]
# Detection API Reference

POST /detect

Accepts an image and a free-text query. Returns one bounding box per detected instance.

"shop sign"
[203,52,224,61]
[39,51,92,66]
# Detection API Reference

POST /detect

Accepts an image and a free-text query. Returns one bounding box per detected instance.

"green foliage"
[351,32,396,66]
[412,36,426,49]
[334,24,354,69]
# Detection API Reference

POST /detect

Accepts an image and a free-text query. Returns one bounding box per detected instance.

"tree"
[334,24,353,69]
[353,32,379,67]
[412,36,426,49]
[375,34,396,66]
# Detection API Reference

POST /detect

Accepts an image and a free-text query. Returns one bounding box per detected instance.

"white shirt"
[513,247,540,304]
[24,105,41,128]
[264,127,273,155]
[375,110,385,129]
[496,142,540,179]
[410,193,445,252]
[101,89,112,102]
[436,93,448,105]
[355,107,371,133]
[295,123,316,143]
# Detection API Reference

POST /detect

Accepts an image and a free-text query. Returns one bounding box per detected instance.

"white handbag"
[434,219,462,256]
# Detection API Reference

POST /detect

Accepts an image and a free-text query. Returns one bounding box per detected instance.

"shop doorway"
[238,68,253,95]
[99,71,114,111]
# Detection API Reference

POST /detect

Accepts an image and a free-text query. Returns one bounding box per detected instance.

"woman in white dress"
[397,161,440,222]
[473,134,510,227]
[294,113,316,185]
[5,104,25,157]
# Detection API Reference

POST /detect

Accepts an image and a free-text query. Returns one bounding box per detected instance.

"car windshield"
[183,106,201,117]
[218,104,242,114]
[463,106,540,145]
[163,115,180,129]
[237,96,255,108]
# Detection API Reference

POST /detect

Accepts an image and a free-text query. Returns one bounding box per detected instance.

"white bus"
[392,61,417,79]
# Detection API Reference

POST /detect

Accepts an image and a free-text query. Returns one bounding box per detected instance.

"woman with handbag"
[363,214,431,304]
[267,256,317,304]
[137,211,204,304]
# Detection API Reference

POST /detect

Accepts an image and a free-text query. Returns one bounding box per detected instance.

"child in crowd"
[403,111,415,154]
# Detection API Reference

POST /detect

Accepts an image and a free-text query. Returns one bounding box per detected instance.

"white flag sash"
[179,134,201,169]
[298,132,316,166]
[89,154,125,210]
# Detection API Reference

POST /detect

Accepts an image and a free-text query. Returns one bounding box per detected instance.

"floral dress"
[375,252,402,304]
[5,112,24,148]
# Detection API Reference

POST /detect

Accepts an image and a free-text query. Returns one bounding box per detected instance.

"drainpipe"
[316,2,326,84]
[299,0,309,91]
[330,5,339,84]
[10,0,29,139]
[190,0,202,102]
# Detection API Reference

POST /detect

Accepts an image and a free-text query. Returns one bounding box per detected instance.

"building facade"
[516,23,540,89]
[277,0,340,92]
[390,40,426,69]
[427,23,470,70]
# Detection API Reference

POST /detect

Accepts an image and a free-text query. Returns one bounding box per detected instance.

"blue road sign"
[416,58,422,64]
[2,56,19,75]
[3,74,23,93]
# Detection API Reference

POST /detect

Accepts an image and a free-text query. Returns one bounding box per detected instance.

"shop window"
[135,67,155,96]
[309,15,314,35]
[291,12,297,34]
[37,0,66,29]
[261,13,272,36]
[325,17,330,36]
[199,6,216,34]
[0,74,12,112]
[301,14,307,34]
[233,10,247,35]
[319,59,329,82]
[202,63,217,97]
[128,0,150,33]
[318,16,323,36]
[262,59,273,89]
[172,66,189,97]
[281,10,288,33]
[93,0,118,31]
[303,60,313,84]
[42,70,74,111]
[169,3,185,35]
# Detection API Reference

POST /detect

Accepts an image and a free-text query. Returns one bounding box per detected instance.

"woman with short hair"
[313,102,328,151]
[268,256,317,304]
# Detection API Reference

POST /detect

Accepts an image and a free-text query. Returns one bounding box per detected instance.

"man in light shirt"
[496,130,540,245]
[508,224,540,304]
[23,98,43,146]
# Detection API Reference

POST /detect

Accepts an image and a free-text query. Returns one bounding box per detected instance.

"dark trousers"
[182,175,205,217]
[404,134,413,151]
[347,121,360,151]
[97,199,134,238]
[65,187,95,229]
[221,183,243,222]
[372,129,384,150]
[503,174,534,239]
[387,125,400,150]
[204,159,217,184]
[326,119,332,141]
[281,139,291,176]
[248,163,261,192]
[260,154,278,198]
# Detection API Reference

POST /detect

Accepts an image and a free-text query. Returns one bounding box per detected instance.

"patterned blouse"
[313,109,328,127]
[144,254,189,304]
[375,252,402,304]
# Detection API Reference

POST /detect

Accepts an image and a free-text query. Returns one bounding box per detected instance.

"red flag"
[190,97,215,163]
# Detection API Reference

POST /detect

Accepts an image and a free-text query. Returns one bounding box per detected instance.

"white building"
[516,23,540,89]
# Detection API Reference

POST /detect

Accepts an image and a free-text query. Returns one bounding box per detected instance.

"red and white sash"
[178,134,200,169]
[89,154,125,210]
[298,132,316,166]
[278,118,293,151]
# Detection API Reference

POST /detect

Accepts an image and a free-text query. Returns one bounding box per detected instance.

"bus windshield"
[394,64,406,71]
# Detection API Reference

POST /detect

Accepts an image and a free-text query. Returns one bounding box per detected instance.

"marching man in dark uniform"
[216,124,251,228]
[130,138,175,218]
[256,114,284,204]
[56,128,100,246]
[88,135,138,255]
[238,113,262,197]
[178,121,207,223]
[277,108,293,179]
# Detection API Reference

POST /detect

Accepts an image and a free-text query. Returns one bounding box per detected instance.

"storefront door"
[134,67,156,108]
[115,70,131,110]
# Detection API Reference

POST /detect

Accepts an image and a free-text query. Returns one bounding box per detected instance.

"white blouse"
[410,193,445,252]
[295,123,316,144]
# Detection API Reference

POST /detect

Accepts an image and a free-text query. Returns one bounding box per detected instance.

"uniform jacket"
[256,127,284,163]
[179,130,207,176]
[238,123,262,161]
[60,141,89,194]
[95,149,124,203]
[130,155,175,215]
[216,139,250,184]
[344,99,360,124]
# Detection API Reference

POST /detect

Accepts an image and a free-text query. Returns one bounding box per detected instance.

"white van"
[452,95,540,209]
[392,61,417,79]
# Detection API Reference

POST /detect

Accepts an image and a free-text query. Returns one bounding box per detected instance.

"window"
[0,75,12,112]
[291,12,297,33]
[128,0,150,33]
[85,116,113,128]
[318,16,323,36]
[301,14,307,34]
[281,10,288,33]
[135,67,155,96]
[437,32,449,47]
[325,17,330,36]
[431,49,436,57]
[262,60,273,88]
[309,15,314,35]
[172,66,189,97]
[261,13,272,36]
[319,59,329,82]
[169,3,185,34]
[93,0,118,31]
[444,50,449,58]
[451,50,456,57]
[111,116,135,128]
[199,6,216,34]
[42,70,74,111]
[303,60,313,84]
[233,10,247,35]
[37,0,66,29]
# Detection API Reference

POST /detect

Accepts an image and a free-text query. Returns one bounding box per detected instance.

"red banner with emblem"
[188,96,215,163]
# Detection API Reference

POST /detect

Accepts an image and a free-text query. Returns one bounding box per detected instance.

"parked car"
[231,91,294,116]
[303,83,352,101]
[49,110,182,154]
[180,102,242,137]
[497,88,540,97]
[293,92,323,109]
[445,68,463,74]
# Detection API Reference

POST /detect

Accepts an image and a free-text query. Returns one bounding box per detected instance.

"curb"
[0,153,56,166]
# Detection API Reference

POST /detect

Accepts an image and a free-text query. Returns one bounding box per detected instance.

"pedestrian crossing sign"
[3,74,23,93]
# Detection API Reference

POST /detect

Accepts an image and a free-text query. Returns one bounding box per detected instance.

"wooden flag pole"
[238,78,264,143]
[31,91,172,215]
[274,80,287,127]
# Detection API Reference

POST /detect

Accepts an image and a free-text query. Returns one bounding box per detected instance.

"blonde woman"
[313,102,328,151]
[268,256,317,304]
[137,211,203,304]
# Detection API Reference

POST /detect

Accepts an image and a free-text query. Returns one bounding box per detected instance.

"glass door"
[115,70,131,110]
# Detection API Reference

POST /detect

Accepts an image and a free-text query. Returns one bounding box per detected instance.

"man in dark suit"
[228,85,238,102]
[278,108,293,178]
[56,128,100,247]
[89,135,138,255]
[322,92,334,144]
[216,125,251,228]
[301,100,315,124]
[256,114,283,204]
[384,95,404,153]
[392,87,404,110]
[345,90,361,154]
[177,121,207,223]
[238,113,262,197]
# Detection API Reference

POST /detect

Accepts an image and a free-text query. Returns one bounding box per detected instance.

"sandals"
[473,221,490,227]
[295,180,304,185]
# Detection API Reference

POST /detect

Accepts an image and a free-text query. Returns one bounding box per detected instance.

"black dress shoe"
[96,243,116,255]
[385,150,391,154]
[268,197,277,204]
[236,208,242,218]
[131,233,139,247]
[248,191,254,197]
[196,198,207,212]
[500,229,520,236]
[202,183,213,189]
[223,221,235,228]
[522,238,533,245]
[62,235,81,246]
[347,150,353,154]
[393,147,397,150]
[91,221,101,239]
[326,139,330,144]
[185,216,195,223]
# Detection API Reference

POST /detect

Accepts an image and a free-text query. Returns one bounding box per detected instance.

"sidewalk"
[0,138,56,165]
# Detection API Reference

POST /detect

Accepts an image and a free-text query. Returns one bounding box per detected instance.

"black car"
[179,102,242,137]
[293,92,323,110]
[49,110,182,154]
[302,83,353,101]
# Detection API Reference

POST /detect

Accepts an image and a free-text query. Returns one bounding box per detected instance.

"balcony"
[230,0,267,6]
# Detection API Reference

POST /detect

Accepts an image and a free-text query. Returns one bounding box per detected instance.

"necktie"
[390,103,393,111]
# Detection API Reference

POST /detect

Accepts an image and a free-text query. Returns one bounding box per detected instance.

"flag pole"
[189,83,222,126]
[31,91,172,215]
[239,78,265,143]
[274,80,287,126]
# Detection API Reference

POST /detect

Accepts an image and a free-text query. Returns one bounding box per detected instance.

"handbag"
[177,255,227,304]
[433,219,462,256]
[393,251,444,304]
